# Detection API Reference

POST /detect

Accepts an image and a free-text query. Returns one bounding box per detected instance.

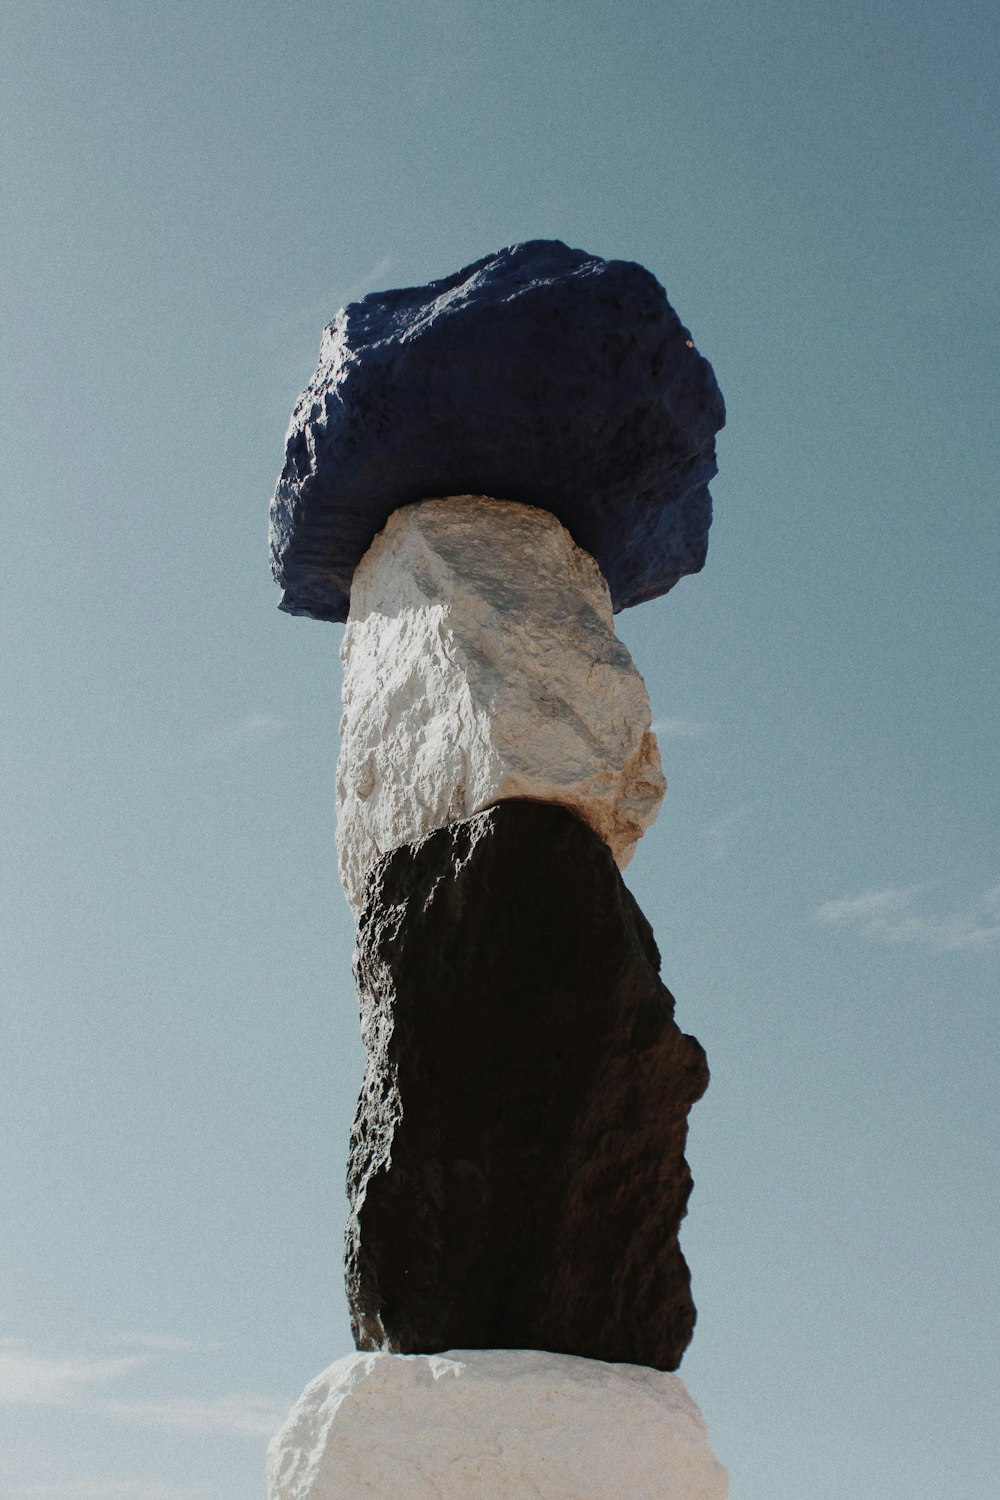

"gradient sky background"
[2,2,998,1496]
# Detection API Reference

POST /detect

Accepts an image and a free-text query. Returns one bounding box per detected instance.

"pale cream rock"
[336,497,665,913]
[267,1348,728,1500]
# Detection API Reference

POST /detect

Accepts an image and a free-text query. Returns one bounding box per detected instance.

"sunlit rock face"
[270,238,725,622]
[336,497,665,915]
[267,1349,729,1500]
[346,802,707,1371]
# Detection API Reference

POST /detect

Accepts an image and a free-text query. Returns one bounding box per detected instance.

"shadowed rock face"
[271,239,725,622]
[345,800,709,1372]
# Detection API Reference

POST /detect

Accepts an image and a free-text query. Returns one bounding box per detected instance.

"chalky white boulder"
[267,1348,728,1500]
[336,496,665,913]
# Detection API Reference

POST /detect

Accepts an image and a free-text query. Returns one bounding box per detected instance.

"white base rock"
[267,1348,728,1500]
[336,497,665,913]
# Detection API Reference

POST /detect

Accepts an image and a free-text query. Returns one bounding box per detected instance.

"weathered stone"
[346,801,709,1372]
[267,1349,729,1500]
[336,496,665,913]
[270,239,725,622]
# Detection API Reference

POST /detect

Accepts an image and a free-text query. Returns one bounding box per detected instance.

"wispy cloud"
[704,801,761,861]
[20,1486,195,1500]
[651,715,711,740]
[345,254,394,301]
[101,1393,286,1437]
[814,883,1000,953]
[0,1344,146,1405]
[101,1334,220,1355]
[187,713,285,762]
[0,1340,286,1439]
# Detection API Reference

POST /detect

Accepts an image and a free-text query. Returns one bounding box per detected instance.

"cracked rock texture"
[270,238,725,622]
[267,1349,729,1500]
[346,801,708,1372]
[336,497,665,914]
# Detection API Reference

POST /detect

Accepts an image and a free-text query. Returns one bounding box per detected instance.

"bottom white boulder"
[268,1348,728,1500]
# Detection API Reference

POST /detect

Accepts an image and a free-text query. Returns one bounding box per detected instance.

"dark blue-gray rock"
[271,240,725,622]
[345,800,709,1372]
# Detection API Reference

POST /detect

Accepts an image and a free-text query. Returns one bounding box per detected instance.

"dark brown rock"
[345,800,709,1371]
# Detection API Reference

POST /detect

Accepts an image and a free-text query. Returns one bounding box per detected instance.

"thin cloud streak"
[0,1344,146,1405]
[101,1393,286,1438]
[188,713,285,762]
[651,715,711,740]
[0,1340,286,1439]
[815,884,1000,952]
[705,801,761,861]
[21,1486,196,1500]
[101,1334,220,1355]
[345,254,394,300]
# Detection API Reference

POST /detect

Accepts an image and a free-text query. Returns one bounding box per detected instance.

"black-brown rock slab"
[345,800,709,1371]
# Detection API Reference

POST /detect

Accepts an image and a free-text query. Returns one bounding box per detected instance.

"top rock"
[270,240,725,622]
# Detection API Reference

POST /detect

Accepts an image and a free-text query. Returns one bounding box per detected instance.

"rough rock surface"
[346,801,709,1372]
[270,239,725,622]
[336,497,665,913]
[267,1349,729,1500]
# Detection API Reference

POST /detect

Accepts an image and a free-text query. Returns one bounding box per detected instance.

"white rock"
[336,497,665,913]
[267,1348,728,1500]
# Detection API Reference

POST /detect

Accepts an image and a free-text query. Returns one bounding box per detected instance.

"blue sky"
[2,2,997,1495]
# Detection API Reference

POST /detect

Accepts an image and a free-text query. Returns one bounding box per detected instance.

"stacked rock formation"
[267,241,727,1498]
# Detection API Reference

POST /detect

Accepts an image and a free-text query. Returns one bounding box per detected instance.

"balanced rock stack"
[267,241,728,1499]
